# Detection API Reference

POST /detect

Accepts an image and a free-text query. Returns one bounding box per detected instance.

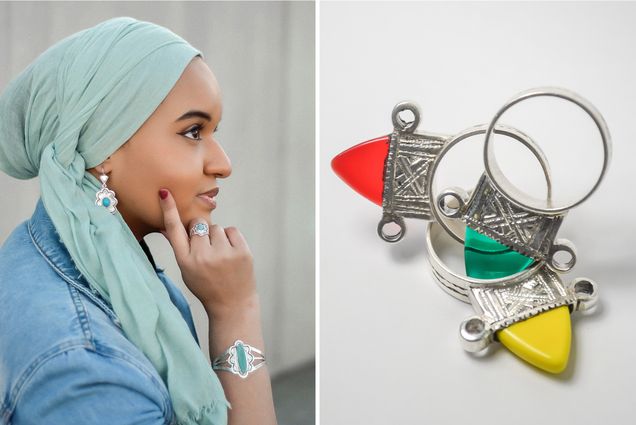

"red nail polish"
[159,189,168,200]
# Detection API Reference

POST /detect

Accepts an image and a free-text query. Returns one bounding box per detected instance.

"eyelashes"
[180,124,204,141]
[179,124,219,142]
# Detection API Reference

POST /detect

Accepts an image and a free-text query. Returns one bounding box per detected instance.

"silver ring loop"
[428,124,553,244]
[391,101,420,133]
[483,87,612,214]
[548,238,577,272]
[569,278,599,312]
[377,213,406,243]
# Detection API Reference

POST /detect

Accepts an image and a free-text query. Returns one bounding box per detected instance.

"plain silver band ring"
[483,87,612,214]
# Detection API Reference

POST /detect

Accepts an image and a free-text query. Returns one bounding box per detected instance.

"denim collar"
[27,197,163,325]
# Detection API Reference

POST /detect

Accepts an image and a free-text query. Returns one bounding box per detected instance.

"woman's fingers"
[158,188,248,268]
[156,188,256,311]
[209,224,230,249]
[224,226,249,251]
[158,188,190,262]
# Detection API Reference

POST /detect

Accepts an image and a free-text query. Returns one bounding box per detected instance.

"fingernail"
[159,189,168,200]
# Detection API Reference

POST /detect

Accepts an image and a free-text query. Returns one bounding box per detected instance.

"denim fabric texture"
[0,198,200,424]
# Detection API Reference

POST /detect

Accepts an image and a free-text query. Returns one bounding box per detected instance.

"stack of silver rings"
[374,87,611,356]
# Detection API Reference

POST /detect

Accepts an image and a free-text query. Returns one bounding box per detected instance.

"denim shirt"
[0,198,200,424]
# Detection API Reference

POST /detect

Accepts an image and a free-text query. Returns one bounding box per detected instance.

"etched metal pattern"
[382,131,446,220]
[464,174,564,260]
[468,266,576,331]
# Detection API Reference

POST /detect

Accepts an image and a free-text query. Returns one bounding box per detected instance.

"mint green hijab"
[0,17,229,424]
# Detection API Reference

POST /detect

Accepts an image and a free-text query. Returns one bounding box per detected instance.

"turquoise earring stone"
[102,197,111,207]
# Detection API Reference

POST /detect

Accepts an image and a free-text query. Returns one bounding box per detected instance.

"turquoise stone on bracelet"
[236,341,248,375]
[212,339,264,378]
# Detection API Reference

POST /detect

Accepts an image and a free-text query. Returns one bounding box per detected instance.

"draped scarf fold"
[0,16,229,425]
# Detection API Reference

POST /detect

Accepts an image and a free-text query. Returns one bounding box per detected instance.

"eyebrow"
[175,110,212,122]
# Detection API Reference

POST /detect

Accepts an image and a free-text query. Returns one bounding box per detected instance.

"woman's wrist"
[206,295,265,360]
[203,294,261,322]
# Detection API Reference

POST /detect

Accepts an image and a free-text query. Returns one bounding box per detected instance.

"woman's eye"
[181,125,203,141]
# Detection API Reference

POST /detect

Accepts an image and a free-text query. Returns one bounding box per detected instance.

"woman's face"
[87,57,231,241]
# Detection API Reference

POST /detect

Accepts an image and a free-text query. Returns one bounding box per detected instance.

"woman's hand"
[158,188,277,424]
[157,188,257,319]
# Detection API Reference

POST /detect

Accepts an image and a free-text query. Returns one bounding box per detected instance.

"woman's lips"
[197,187,219,209]
[197,194,217,209]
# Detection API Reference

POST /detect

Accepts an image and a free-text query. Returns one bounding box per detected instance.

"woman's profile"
[0,16,277,425]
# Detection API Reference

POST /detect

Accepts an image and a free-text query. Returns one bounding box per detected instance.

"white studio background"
[321,2,635,425]
[0,1,315,377]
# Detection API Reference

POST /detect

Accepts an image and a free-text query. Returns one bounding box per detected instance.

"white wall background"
[321,2,636,424]
[0,1,315,377]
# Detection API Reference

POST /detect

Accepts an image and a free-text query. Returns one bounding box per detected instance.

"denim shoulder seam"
[0,341,174,425]
[26,219,121,326]
[0,339,92,424]
[66,283,95,343]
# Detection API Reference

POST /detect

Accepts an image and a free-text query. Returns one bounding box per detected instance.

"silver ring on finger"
[189,222,210,238]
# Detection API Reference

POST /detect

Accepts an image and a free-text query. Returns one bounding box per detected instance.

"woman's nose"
[205,139,232,178]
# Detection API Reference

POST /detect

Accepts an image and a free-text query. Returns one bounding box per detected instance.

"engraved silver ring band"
[425,219,543,303]
[425,221,599,352]
[377,103,554,245]
[427,124,554,245]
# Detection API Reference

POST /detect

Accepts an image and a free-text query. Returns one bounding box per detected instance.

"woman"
[0,17,277,425]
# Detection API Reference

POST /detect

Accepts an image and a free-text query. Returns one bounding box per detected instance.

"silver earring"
[95,167,118,214]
